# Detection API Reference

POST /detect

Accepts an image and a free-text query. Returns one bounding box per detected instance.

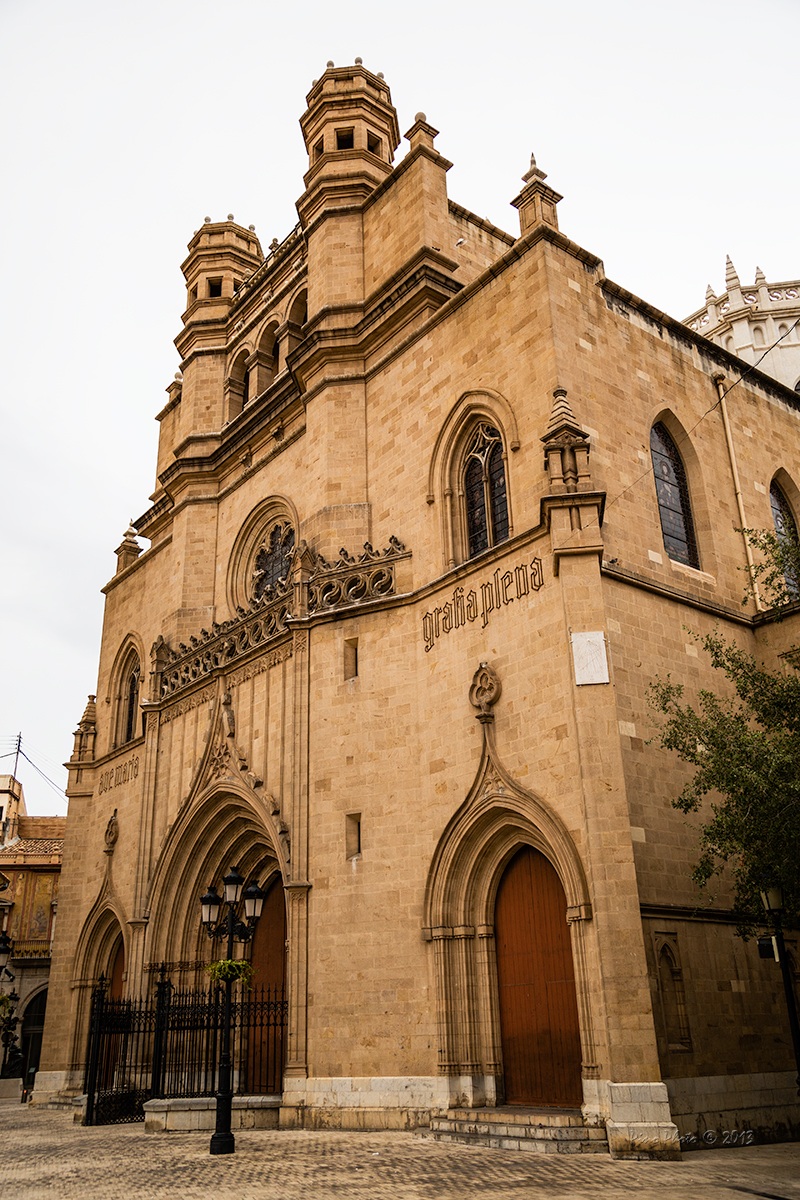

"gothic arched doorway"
[495,846,582,1106]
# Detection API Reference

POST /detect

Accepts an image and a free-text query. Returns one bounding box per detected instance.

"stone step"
[423,1108,609,1155]
[425,1127,609,1154]
[440,1106,586,1128]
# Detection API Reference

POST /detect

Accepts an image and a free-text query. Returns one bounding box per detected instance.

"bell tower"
[171,217,262,444]
[297,60,400,319]
[298,59,399,218]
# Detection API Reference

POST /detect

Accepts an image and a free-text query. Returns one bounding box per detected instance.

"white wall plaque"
[571,631,610,685]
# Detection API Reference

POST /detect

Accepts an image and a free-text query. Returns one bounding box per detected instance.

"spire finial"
[755,265,766,286]
[725,255,741,291]
[545,387,583,436]
[705,284,715,303]
[522,149,547,184]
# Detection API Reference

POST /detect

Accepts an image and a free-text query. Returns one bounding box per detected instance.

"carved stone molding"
[161,684,215,724]
[292,630,309,655]
[227,642,293,688]
[160,595,292,699]
[265,794,291,864]
[307,537,406,612]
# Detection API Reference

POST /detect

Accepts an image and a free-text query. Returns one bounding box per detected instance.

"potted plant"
[205,959,255,988]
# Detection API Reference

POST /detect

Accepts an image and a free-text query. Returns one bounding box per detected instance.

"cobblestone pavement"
[1,1105,799,1200]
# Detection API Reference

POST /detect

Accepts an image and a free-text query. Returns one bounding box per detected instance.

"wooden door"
[108,937,125,998]
[495,846,582,1107]
[247,876,286,1093]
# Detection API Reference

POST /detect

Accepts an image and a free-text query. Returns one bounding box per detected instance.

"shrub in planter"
[205,959,255,987]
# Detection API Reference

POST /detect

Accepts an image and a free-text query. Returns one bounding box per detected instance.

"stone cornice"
[639,903,743,924]
[601,278,800,411]
[601,562,753,625]
[102,533,173,594]
[447,200,515,246]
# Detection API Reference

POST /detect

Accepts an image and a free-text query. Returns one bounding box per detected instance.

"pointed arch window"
[770,479,797,542]
[114,649,141,747]
[464,423,509,558]
[650,423,699,569]
[770,479,800,597]
[123,660,140,743]
[657,943,692,1051]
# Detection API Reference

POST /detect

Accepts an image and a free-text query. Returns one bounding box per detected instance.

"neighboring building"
[0,773,26,845]
[0,776,65,1091]
[35,63,800,1156]
[685,259,800,392]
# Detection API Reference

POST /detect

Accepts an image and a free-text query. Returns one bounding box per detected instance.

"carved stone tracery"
[252,521,296,601]
[306,536,406,611]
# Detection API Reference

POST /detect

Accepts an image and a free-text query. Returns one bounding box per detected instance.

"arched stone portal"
[145,784,287,990]
[423,716,594,1111]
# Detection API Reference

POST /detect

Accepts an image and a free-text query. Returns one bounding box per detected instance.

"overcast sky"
[2,0,798,813]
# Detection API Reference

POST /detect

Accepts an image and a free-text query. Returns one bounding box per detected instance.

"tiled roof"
[0,838,64,857]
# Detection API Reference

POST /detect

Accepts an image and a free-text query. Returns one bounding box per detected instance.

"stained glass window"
[122,659,140,744]
[464,424,509,558]
[650,423,699,569]
[252,522,295,600]
[770,480,799,597]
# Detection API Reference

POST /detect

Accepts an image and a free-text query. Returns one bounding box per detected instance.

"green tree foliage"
[650,531,800,933]
[744,527,800,610]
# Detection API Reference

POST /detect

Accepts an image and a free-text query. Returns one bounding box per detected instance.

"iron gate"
[83,971,287,1125]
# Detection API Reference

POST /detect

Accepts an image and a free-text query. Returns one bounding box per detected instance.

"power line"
[19,739,69,776]
[18,751,67,803]
[0,735,67,805]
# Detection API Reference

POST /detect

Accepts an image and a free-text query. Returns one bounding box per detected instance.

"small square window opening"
[367,131,382,156]
[207,278,223,298]
[336,129,354,151]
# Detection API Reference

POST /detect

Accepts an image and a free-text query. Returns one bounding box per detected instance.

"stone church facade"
[36,62,800,1156]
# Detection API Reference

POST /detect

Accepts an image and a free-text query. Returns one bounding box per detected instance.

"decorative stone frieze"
[159,536,408,700]
[307,536,407,612]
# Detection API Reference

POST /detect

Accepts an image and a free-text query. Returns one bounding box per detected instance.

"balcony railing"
[11,939,51,960]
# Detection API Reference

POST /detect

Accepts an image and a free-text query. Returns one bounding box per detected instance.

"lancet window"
[114,650,141,747]
[770,479,799,597]
[464,423,509,558]
[650,423,699,569]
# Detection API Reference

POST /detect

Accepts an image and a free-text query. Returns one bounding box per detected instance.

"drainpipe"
[714,372,763,612]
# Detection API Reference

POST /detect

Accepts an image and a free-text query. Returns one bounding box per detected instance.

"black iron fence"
[84,972,286,1125]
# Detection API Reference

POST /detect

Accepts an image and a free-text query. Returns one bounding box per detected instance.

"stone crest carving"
[469,662,501,715]
[104,809,119,855]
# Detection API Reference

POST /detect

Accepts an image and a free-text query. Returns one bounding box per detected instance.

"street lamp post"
[760,887,800,1094]
[200,866,265,1155]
